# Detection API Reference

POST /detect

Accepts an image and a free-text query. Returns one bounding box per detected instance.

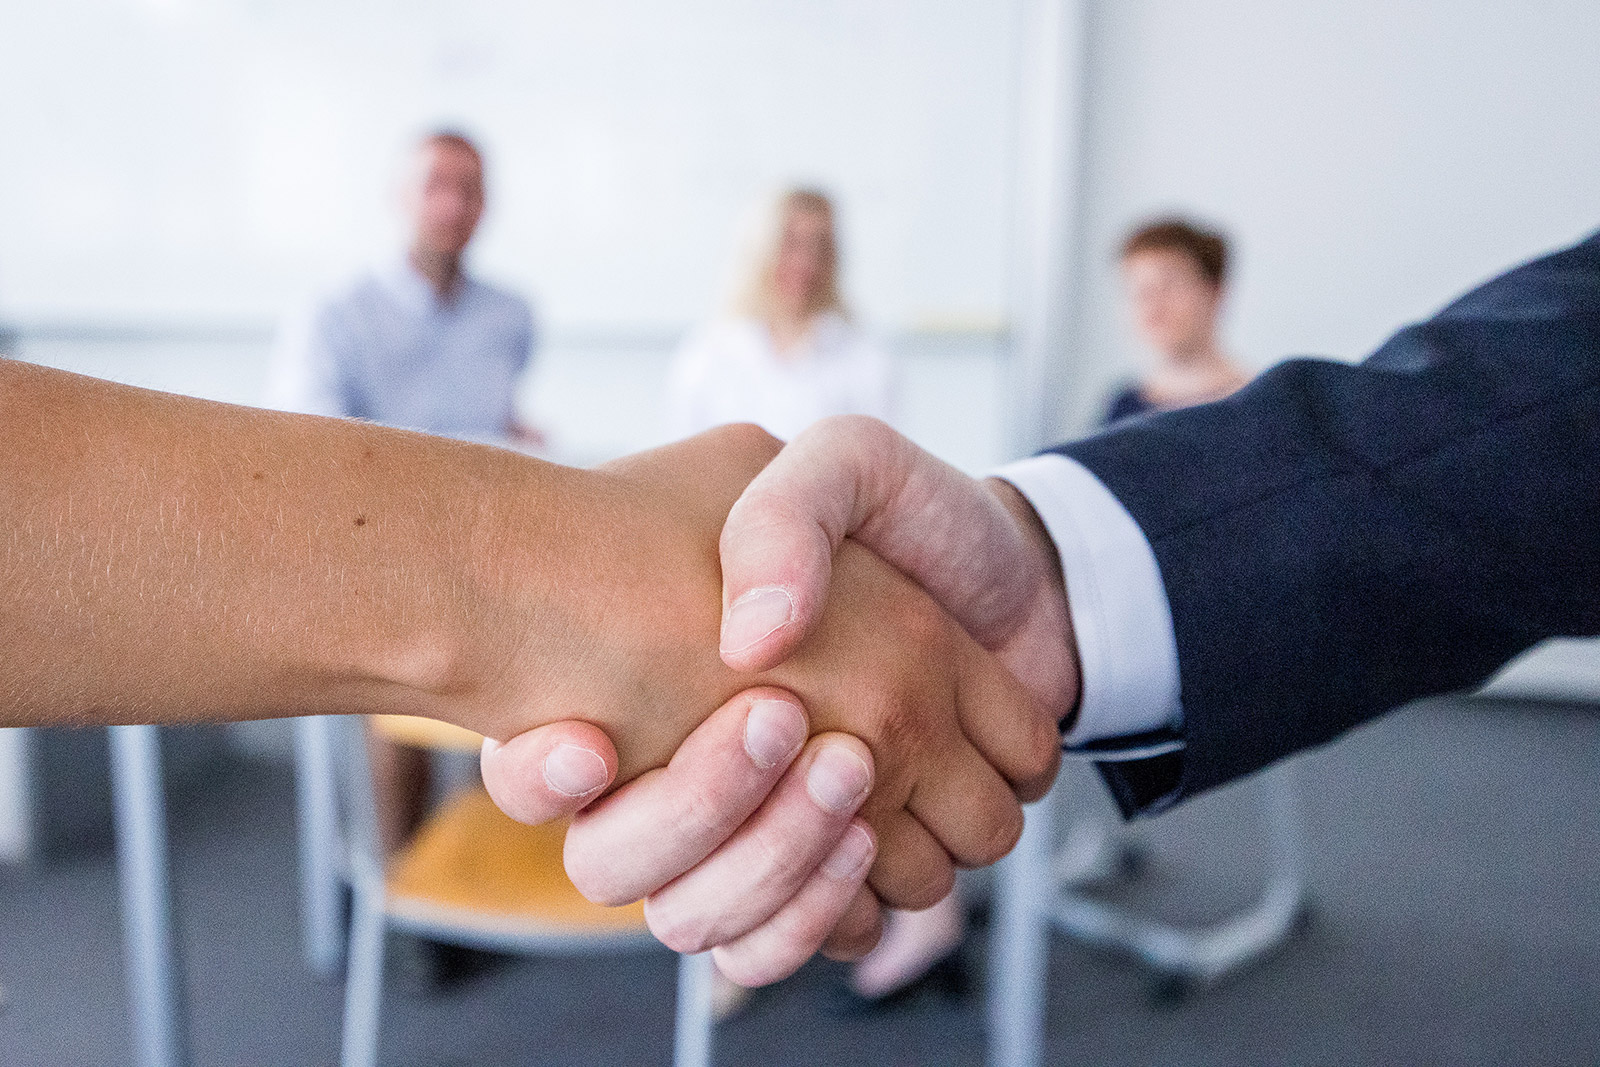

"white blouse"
[664,312,894,441]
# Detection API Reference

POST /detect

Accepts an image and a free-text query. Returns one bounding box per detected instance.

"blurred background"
[2,1,1599,1065]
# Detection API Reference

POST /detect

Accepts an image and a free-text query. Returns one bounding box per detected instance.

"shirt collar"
[381,256,473,314]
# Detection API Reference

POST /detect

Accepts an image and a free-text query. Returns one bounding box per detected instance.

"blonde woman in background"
[665,188,891,440]
[667,188,968,1014]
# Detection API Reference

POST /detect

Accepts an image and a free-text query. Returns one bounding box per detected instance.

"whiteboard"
[0,0,1021,331]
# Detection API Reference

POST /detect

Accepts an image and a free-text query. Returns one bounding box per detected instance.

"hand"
[483,687,886,985]
[478,422,1057,911]
[501,417,1074,982]
[718,415,1077,719]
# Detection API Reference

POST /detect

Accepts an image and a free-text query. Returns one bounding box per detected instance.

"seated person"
[1105,217,1250,422]
[665,187,892,442]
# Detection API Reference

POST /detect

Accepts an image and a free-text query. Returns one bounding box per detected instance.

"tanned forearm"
[0,360,588,731]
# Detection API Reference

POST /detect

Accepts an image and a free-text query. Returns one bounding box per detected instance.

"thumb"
[481,722,619,825]
[718,415,905,671]
[720,415,1031,671]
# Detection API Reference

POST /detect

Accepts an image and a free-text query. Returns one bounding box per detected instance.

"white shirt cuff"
[993,454,1183,748]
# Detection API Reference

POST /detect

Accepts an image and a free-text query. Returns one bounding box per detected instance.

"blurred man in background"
[267,128,541,870]
[268,129,540,450]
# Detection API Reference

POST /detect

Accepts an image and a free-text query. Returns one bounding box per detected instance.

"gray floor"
[1,696,1597,1067]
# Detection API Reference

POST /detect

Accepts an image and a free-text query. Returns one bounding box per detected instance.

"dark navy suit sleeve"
[1053,231,1600,817]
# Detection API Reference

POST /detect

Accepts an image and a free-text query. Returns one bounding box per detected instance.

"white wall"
[1056,0,1600,432]
[0,0,1019,333]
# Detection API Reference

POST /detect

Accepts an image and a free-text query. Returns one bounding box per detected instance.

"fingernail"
[743,698,807,769]
[543,744,609,797]
[806,746,872,814]
[822,824,876,880]
[721,587,795,655]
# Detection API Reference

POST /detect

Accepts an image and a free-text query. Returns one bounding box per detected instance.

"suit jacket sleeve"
[1054,231,1600,817]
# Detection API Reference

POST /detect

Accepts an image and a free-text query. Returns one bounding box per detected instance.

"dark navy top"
[1103,384,1157,426]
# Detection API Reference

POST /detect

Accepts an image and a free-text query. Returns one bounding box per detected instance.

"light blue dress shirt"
[267,260,534,439]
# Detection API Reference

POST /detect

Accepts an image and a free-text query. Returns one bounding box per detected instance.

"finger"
[905,741,1025,869]
[820,885,886,962]
[481,722,617,826]
[717,416,904,670]
[719,414,1040,671]
[643,734,874,953]
[709,820,877,987]
[866,808,956,911]
[563,689,809,906]
[953,639,1063,803]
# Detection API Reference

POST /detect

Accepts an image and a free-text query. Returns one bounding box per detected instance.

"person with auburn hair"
[1106,217,1250,422]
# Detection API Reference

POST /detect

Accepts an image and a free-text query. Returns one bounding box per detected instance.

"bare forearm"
[0,361,576,730]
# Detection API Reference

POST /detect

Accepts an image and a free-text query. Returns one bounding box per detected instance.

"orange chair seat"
[385,789,647,941]
[370,714,484,753]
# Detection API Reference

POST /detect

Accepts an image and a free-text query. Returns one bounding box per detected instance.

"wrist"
[982,476,1083,725]
[433,426,784,778]
[985,477,1065,593]
[320,437,568,731]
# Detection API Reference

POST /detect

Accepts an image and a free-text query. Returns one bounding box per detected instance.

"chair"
[988,760,1309,1067]
[108,724,191,1067]
[322,714,714,1067]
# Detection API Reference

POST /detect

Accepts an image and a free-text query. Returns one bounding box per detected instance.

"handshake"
[2,360,1087,991]
[474,417,1077,986]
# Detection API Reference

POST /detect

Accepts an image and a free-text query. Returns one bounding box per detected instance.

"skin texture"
[0,361,1056,918]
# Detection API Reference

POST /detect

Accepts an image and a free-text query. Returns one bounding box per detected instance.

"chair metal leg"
[1049,762,1309,987]
[988,796,1055,1067]
[672,952,715,1067]
[1051,766,1130,888]
[295,716,347,975]
[109,725,190,1067]
[340,888,386,1067]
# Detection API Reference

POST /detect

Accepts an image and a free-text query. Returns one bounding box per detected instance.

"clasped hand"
[481,417,1076,984]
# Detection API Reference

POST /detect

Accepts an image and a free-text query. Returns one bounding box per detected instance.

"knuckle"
[715,943,803,988]
[644,897,715,955]
[877,859,955,912]
[711,421,780,455]
[822,912,882,962]
[1021,724,1060,787]
[741,821,801,889]
[562,849,633,909]
[820,412,891,452]
[863,692,923,761]
[967,799,1025,867]
[677,775,741,843]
